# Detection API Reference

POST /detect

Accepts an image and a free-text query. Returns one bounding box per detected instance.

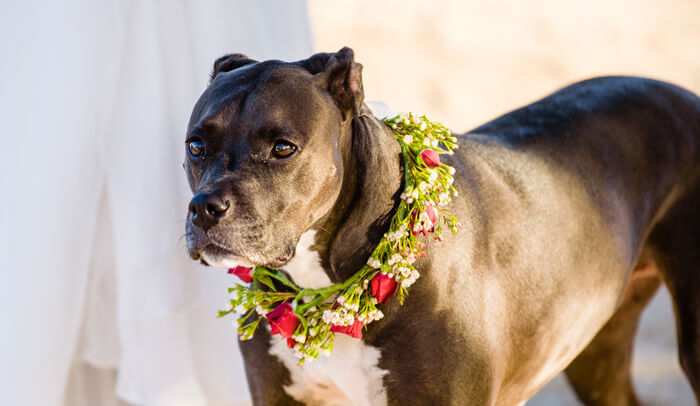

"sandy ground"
[308,1,700,404]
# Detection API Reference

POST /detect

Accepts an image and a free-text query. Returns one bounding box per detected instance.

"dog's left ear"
[314,47,364,121]
[210,53,257,82]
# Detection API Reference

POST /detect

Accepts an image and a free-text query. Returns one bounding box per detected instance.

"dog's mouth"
[187,231,295,270]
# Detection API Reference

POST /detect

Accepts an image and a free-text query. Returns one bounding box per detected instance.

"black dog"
[184,47,700,405]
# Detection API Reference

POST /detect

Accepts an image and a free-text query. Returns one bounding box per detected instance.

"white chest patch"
[271,231,388,404]
[269,334,388,406]
[284,230,332,289]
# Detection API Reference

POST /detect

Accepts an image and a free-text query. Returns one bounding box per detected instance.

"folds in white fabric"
[0,1,313,405]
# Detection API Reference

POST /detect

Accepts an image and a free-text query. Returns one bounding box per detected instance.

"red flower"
[420,149,441,168]
[228,265,253,283]
[287,338,296,348]
[411,205,439,236]
[331,319,365,339]
[266,303,299,339]
[370,273,399,303]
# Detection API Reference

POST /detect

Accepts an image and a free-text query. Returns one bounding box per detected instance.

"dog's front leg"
[238,325,303,406]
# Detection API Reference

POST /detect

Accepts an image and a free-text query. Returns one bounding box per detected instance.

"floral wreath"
[219,113,460,364]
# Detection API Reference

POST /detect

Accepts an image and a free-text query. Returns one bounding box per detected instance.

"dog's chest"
[272,231,388,405]
[284,230,332,288]
[269,334,388,406]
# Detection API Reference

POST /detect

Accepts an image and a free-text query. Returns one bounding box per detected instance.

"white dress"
[0,1,312,405]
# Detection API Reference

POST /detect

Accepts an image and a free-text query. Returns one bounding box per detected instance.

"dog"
[184,47,700,405]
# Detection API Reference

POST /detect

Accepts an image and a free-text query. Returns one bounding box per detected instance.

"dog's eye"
[272,141,297,158]
[188,139,205,158]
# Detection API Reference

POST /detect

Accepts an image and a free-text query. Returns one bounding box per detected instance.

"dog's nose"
[189,192,231,231]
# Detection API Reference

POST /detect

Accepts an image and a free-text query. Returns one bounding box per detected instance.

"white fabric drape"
[0,1,313,405]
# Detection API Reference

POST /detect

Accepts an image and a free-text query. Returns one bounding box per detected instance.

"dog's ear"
[313,47,364,121]
[210,53,257,82]
[294,52,333,74]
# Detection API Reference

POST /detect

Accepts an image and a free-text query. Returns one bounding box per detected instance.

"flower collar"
[219,113,460,364]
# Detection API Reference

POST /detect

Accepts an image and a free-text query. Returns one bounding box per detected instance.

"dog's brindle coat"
[184,47,700,405]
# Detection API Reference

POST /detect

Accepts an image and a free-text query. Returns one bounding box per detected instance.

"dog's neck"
[313,106,403,282]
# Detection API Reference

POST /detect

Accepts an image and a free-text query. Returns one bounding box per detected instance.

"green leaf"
[256,274,276,291]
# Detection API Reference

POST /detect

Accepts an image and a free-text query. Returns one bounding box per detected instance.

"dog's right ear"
[294,52,334,74]
[310,47,364,122]
[210,54,257,82]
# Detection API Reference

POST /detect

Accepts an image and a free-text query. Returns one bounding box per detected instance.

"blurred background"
[308,1,700,404]
[309,0,700,131]
[2,0,699,405]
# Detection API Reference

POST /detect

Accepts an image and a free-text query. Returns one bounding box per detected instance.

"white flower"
[367,258,381,268]
[400,192,407,200]
[337,296,346,305]
[406,197,414,204]
[453,190,459,197]
[418,181,427,192]
[255,305,267,316]
[331,313,341,325]
[411,190,419,199]
[448,177,454,185]
[403,135,413,144]
[234,305,246,314]
[295,335,306,343]
[322,310,333,323]
[388,231,404,241]
[429,170,438,182]
[423,138,432,146]
[449,167,456,175]
[420,122,427,131]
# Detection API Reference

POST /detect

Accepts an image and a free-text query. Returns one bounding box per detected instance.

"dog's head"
[184,47,364,268]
